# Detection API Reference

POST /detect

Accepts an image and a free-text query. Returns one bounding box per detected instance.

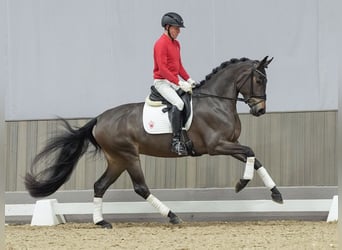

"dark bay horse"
[25,56,283,228]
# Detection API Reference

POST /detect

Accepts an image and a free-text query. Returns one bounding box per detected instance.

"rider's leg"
[154,79,184,110]
[169,105,187,155]
[154,80,187,155]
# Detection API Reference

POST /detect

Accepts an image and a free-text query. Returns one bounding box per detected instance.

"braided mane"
[199,57,251,85]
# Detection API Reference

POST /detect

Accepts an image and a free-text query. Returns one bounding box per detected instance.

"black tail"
[25,118,99,197]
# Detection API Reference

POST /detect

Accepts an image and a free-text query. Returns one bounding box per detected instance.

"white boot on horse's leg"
[257,167,283,204]
[93,197,112,229]
[147,194,182,224]
[235,157,254,193]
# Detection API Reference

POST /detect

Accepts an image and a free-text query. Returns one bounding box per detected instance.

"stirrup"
[171,140,188,156]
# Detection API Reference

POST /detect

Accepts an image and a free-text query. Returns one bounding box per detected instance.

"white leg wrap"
[93,197,104,224]
[243,157,255,180]
[257,166,276,189]
[146,194,170,217]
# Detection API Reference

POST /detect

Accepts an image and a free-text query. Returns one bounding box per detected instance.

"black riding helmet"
[161,12,185,28]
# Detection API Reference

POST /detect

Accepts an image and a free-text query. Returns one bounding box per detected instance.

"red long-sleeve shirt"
[153,33,190,85]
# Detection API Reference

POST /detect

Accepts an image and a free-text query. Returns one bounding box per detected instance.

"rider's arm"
[178,58,190,82]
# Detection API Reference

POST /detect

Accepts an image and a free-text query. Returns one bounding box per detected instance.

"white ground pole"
[0,0,8,248]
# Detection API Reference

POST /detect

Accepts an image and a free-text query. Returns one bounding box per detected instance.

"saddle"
[146,86,192,126]
[144,86,195,155]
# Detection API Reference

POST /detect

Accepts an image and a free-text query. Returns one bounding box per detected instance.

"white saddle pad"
[142,102,193,134]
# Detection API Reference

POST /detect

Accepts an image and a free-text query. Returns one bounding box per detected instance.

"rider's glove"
[178,80,192,93]
[187,78,199,88]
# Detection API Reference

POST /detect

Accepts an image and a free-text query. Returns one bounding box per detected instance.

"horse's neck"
[194,76,238,117]
[201,71,237,98]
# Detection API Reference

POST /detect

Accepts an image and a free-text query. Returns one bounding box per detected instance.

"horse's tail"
[25,118,99,197]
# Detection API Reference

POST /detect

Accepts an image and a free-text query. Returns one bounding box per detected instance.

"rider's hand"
[178,80,192,93]
[187,78,199,88]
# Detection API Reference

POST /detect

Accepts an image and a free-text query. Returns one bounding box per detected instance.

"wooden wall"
[5,111,337,192]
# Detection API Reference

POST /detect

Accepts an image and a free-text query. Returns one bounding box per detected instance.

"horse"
[25,56,283,229]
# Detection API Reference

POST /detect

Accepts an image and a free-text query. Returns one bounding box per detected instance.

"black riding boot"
[170,106,188,156]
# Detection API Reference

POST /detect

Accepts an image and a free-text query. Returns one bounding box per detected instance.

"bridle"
[192,67,267,105]
[237,68,267,104]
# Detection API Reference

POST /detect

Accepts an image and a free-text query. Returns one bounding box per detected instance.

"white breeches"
[154,79,184,111]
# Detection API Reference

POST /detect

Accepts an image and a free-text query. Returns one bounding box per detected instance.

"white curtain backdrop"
[3,0,341,120]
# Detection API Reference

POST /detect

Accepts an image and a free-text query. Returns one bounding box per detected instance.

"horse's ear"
[265,57,274,68]
[257,56,273,69]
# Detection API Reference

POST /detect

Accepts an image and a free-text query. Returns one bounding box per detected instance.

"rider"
[153,12,196,156]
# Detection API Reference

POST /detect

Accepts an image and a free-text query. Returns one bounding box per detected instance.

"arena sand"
[5,220,337,249]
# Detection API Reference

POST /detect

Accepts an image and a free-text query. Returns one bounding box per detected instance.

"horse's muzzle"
[248,99,266,117]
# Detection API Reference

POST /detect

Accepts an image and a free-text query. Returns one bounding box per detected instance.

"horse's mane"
[199,57,252,85]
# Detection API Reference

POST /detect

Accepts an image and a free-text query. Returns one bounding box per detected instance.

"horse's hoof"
[95,220,113,229]
[271,187,284,204]
[235,179,250,193]
[169,216,183,224]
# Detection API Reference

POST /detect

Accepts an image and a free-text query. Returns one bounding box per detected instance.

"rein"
[192,92,246,102]
[192,68,267,104]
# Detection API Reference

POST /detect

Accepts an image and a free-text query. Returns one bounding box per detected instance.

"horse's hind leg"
[93,164,125,229]
[232,153,283,204]
[126,158,182,224]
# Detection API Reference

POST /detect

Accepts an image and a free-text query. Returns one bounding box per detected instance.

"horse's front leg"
[211,142,283,204]
[232,154,254,193]
[232,153,283,204]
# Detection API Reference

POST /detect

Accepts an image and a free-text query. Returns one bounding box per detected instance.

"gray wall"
[4,0,341,120]
[5,111,337,192]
